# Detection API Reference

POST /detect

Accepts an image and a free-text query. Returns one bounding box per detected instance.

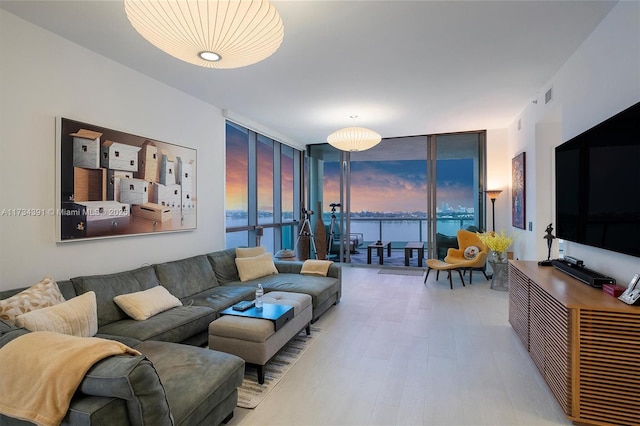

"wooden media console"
[508,260,640,426]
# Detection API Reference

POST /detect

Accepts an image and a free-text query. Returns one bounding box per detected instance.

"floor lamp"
[485,190,502,232]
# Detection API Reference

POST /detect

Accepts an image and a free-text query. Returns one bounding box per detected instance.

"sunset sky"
[226,123,474,214]
[226,125,294,214]
[323,159,474,213]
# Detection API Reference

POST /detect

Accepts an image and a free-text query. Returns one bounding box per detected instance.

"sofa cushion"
[0,277,65,323]
[114,286,182,321]
[15,291,98,337]
[97,305,215,343]
[79,353,173,426]
[72,266,161,327]
[227,273,340,313]
[187,285,257,313]
[235,252,278,282]
[61,395,129,426]
[0,319,29,349]
[136,340,245,426]
[207,249,240,284]
[154,255,219,300]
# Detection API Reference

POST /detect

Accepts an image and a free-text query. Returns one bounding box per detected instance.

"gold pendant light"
[124,0,284,69]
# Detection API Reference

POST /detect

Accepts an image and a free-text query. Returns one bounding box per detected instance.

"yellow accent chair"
[424,229,490,289]
[445,229,490,283]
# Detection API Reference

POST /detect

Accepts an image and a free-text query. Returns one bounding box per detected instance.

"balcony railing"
[336,217,476,243]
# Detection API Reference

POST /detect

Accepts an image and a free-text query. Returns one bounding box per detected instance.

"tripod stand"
[327,203,339,254]
[295,208,317,259]
[327,203,342,261]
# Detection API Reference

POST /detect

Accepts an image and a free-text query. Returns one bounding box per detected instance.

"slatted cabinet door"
[578,310,640,425]
[508,264,530,349]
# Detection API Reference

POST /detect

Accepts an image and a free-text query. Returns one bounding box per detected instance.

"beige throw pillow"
[235,252,279,282]
[235,246,266,258]
[114,286,182,321]
[300,259,333,277]
[0,277,65,323]
[15,291,98,337]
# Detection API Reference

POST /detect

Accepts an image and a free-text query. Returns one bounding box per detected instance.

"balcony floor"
[330,241,428,268]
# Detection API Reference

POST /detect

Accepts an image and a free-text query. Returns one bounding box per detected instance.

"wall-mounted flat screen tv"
[555,101,640,258]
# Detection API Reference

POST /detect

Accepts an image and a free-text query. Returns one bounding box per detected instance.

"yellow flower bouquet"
[476,230,514,261]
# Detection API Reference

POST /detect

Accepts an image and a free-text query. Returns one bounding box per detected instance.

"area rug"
[378,269,425,276]
[236,325,321,409]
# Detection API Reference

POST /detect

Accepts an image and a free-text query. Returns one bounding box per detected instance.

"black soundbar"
[551,259,615,288]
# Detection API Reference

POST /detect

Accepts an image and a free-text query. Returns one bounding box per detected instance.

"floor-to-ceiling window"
[308,131,486,263]
[225,121,302,252]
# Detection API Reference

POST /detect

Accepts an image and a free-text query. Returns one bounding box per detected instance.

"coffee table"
[367,241,391,265]
[220,303,294,331]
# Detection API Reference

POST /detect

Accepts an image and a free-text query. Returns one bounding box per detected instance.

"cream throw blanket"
[300,259,333,277]
[0,331,141,426]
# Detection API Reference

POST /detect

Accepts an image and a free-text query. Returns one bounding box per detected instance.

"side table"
[367,241,391,265]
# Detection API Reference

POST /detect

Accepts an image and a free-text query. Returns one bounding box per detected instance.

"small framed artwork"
[512,152,526,229]
[56,117,197,242]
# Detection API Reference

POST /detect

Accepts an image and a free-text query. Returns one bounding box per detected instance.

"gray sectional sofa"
[0,248,341,425]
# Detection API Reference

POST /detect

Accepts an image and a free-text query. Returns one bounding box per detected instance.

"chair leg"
[457,269,465,287]
[436,270,440,281]
[481,269,490,280]
[469,269,473,284]
[424,267,431,284]
[447,271,453,289]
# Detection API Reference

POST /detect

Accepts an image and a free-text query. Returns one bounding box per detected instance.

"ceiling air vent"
[545,87,553,104]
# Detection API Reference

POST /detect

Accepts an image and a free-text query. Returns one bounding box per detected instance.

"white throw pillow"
[464,245,480,260]
[0,277,65,323]
[235,246,266,258]
[15,291,97,337]
[235,252,279,282]
[114,286,182,321]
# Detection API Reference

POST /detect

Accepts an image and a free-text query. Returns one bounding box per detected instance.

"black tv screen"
[555,101,640,258]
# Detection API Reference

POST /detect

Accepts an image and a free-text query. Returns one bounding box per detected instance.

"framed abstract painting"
[512,152,526,229]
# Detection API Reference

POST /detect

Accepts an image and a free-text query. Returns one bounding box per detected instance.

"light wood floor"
[227,266,572,426]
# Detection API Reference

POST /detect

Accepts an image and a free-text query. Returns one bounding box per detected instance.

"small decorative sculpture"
[538,223,556,266]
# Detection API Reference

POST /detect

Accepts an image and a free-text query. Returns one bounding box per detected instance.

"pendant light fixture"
[124,0,284,69]
[327,116,382,152]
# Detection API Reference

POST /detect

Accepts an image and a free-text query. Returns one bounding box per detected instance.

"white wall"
[0,11,227,289]
[485,128,510,233]
[506,1,640,283]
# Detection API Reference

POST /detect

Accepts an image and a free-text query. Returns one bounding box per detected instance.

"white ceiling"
[0,0,617,146]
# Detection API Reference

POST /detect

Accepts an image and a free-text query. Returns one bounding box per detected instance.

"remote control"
[232,301,255,311]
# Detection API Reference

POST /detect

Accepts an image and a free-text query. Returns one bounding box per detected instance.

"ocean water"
[225,214,474,250]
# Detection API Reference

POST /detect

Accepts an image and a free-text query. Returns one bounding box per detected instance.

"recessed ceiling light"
[199,51,221,62]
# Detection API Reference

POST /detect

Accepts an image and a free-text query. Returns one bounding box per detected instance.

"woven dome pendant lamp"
[124,0,284,69]
[326,126,382,152]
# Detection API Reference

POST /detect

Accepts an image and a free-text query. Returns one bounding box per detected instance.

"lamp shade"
[124,0,284,69]
[485,189,503,200]
[327,127,382,152]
